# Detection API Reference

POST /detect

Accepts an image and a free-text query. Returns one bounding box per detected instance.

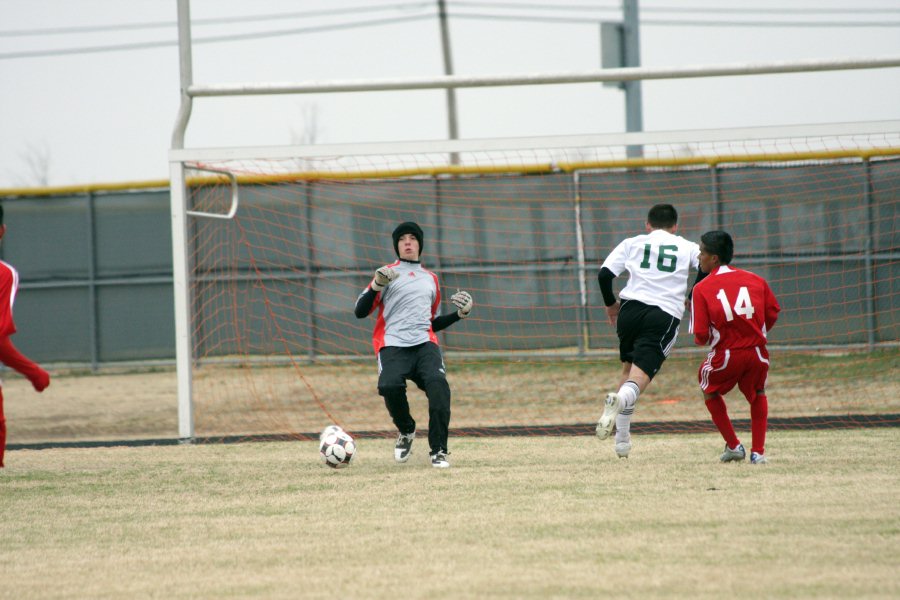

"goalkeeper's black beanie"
[392,221,424,257]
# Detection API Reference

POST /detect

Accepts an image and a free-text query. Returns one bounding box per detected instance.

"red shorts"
[698,346,770,401]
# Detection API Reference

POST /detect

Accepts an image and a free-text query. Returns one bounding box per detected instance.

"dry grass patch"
[5,349,898,443]
[1,429,898,599]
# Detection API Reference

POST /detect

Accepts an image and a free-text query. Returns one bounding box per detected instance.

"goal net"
[172,123,900,442]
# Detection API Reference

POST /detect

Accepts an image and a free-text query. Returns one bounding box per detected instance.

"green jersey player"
[595,204,704,458]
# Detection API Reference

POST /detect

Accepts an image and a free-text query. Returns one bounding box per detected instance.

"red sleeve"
[690,286,711,345]
[429,271,441,320]
[0,336,49,391]
[432,287,441,320]
[0,263,18,338]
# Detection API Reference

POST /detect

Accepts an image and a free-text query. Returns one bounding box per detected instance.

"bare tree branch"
[17,142,52,187]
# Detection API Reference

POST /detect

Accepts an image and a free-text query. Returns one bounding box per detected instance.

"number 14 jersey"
[690,265,780,350]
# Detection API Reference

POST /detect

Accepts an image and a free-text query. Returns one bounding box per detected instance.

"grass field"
[2,429,898,599]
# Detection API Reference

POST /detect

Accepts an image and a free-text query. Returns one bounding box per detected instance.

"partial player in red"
[690,230,780,465]
[0,205,51,468]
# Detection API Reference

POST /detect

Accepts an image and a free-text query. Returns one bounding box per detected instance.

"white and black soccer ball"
[319,424,344,443]
[319,427,356,469]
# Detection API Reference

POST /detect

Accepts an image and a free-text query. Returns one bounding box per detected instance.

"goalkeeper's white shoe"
[615,441,632,459]
[750,452,768,465]
[719,443,746,463]
[596,393,623,440]
[394,431,415,463]
[430,451,450,469]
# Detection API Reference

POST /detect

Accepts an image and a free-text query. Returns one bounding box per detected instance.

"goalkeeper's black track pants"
[377,342,451,455]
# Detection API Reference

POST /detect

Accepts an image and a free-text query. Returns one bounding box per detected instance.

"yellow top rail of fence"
[2,146,900,198]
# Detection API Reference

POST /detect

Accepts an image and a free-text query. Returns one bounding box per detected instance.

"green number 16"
[640,244,678,272]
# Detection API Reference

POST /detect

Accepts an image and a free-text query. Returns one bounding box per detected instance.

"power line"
[450,12,593,25]
[0,13,435,60]
[0,2,432,37]
[643,5,900,15]
[449,12,900,27]
[3,7,898,61]
[454,1,900,14]
[642,18,900,28]
[8,1,900,38]
[451,1,619,12]
[450,12,900,28]
[5,2,898,40]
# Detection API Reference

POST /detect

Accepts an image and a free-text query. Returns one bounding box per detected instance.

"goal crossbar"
[185,57,900,98]
[169,120,900,164]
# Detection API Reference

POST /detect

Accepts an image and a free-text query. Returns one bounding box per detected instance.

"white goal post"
[168,0,900,442]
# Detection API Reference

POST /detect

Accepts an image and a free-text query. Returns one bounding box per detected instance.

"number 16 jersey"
[601,228,700,320]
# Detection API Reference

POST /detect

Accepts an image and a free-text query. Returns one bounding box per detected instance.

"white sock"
[615,380,639,443]
[618,380,640,410]
[615,413,631,444]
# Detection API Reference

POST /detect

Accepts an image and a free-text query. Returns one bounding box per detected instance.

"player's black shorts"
[377,341,447,393]
[616,299,680,380]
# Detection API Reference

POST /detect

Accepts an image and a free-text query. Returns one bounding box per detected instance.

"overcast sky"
[2,0,900,188]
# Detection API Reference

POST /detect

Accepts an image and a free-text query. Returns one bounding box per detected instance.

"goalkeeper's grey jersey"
[359,259,441,354]
[601,228,700,319]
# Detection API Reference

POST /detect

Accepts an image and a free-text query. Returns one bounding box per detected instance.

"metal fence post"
[303,182,317,362]
[573,171,590,355]
[863,159,877,350]
[86,190,99,371]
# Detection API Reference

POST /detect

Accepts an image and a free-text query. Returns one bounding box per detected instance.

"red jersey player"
[690,230,780,465]
[0,206,50,468]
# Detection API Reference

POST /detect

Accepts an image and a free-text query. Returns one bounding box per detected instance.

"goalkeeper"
[354,221,473,469]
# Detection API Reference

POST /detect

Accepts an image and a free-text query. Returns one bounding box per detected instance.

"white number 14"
[716,286,755,321]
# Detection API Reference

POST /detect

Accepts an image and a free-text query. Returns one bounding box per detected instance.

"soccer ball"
[319,424,344,442]
[319,427,356,469]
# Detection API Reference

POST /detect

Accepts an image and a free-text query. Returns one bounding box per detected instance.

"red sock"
[705,393,739,449]
[750,393,768,455]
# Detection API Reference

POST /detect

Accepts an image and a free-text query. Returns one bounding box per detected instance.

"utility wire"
[450,1,619,12]
[642,18,900,28]
[643,5,900,15]
[0,13,435,60]
[7,1,900,38]
[453,1,900,14]
[3,7,898,60]
[0,2,432,37]
[450,12,594,25]
[450,12,900,28]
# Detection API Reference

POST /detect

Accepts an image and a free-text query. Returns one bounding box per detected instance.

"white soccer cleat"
[750,452,768,465]
[430,451,450,468]
[719,443,746,463]
[615,441,632,459]
[394,431,415,463]
[596,393,623,440]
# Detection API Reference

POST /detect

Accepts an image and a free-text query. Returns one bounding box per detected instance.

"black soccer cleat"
[394,431,415,463]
